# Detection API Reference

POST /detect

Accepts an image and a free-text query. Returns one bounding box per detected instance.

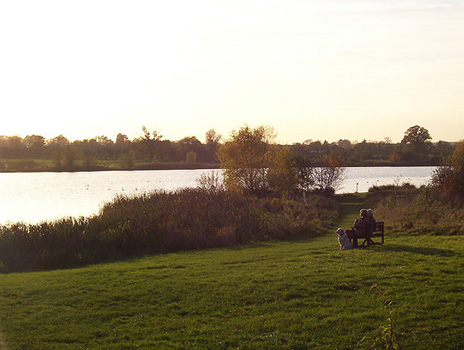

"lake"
[0,166,435,225]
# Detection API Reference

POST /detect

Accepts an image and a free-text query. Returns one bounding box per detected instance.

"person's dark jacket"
[353,216,370,237]
[367,216,376,234]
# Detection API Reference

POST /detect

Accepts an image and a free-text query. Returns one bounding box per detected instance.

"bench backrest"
[374,221,384,232]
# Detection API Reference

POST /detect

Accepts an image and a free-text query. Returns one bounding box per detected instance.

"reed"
[0,188,336,272]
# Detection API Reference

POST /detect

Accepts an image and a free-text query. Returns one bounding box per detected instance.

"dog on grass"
[336,228,353,250]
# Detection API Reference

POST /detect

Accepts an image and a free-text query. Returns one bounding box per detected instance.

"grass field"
[0,195,463,349]
[0,158,219,173]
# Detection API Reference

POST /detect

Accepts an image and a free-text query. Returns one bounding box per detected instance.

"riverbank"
[0,194,462,349]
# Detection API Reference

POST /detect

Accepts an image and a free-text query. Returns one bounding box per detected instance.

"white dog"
[336,228,353,250]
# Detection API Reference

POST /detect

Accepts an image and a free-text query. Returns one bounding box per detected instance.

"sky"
[1,0,463,144]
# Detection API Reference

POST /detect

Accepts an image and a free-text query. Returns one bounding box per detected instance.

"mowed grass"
[0,195,463,349]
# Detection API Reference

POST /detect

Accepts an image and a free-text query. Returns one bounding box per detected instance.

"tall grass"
[367,184,464,235]
[0,188,336,273]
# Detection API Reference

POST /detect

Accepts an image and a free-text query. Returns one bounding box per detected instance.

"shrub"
[430,140,464,203]
[0,189,336,272]
[196,171,225,195]
[368,185,464,235]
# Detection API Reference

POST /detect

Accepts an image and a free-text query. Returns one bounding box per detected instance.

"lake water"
[0,167,435,225]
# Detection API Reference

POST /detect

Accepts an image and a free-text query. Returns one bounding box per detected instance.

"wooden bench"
[353,221,384,247]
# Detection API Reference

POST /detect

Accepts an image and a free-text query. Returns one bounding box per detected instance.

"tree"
[47,135,69,149]
[218,125,275,194]
[401,125,432,154]
[292,144,346,193]
[24,135,45,157]
[448,141,464,197]
[135,126,163,161]
[205,129,222,163]
[2,136,25,158]
[177,137,202,159]
[292,144,315,191]
[47,135,70,164]
[116,133,129,145]
[337,139,352,150]
[196,171,225,195]
[95,135,113,146]
[267,146,298,195]
[310,153,346,192]
[205,129,222,146]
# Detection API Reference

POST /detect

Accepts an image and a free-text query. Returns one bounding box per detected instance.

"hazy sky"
[1,0,463,144]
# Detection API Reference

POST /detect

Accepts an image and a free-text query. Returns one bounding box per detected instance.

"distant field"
[0,196,463,349]
[0,158,219,172]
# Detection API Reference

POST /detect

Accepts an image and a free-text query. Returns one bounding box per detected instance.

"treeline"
[0,127,222,172]
[294,125,459,166]
[0,125,458,172]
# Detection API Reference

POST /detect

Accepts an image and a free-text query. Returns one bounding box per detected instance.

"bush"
[429,141,464,204]
[368,185,464,235]
[0,189,336,272]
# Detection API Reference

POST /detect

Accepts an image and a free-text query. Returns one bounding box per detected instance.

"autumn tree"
[218,125,274,195]
[267,146,299,195]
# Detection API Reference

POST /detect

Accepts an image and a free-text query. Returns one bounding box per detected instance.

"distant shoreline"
[0,160,438,174]
[0,161,221,173]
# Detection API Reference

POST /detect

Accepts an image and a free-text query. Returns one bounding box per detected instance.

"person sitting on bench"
[367,209,376,234]
[345,209,369,247]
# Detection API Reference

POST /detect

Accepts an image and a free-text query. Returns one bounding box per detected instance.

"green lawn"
[0,195,463,349]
